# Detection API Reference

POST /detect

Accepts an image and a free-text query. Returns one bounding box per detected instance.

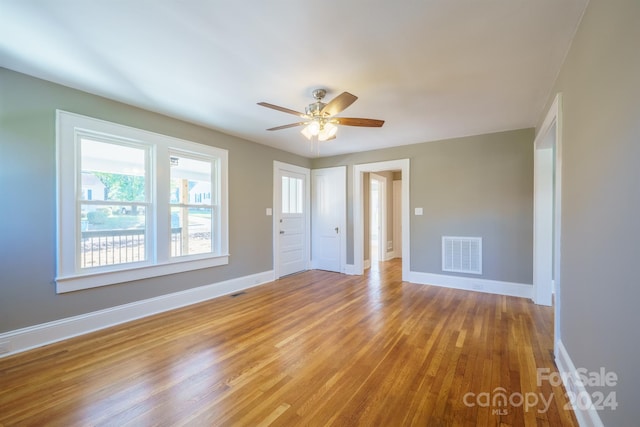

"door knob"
[335,227,339,234]
[280,230,285,234]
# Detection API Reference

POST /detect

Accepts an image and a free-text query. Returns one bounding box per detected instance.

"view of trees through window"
[80,138,148,268]
[79,140,216,268]
[57,110,228,291]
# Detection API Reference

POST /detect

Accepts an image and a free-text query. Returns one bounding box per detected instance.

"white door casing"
[533,93,563,353]
[393,180,402,258]
[353,159,410,280]
[274,162,310,278]
[311,166,346,272]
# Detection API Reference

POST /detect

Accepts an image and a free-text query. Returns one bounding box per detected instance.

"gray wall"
[540,0,640,424]
[312,128,534,284]
[0,68,310,332]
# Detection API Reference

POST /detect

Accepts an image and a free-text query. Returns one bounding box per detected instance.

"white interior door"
[312,166,346,272]
[369,173,387,263]
[393,180,402,258]
[275,162,310,278]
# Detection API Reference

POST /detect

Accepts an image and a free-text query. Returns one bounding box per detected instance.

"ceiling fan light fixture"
[301,120,321,139]
[259,89,383,152]
[318,122,338,141]
[300,125,313,140]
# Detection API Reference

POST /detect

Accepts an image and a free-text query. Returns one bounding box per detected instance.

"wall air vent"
[442,236,482,275]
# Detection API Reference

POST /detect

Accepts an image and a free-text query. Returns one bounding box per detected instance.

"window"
[56,111,228,293]
[281,176,303,214]
[80,137,149,268]
[169,153,217,257]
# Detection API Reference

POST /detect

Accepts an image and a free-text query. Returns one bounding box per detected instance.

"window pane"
[281,176,303,214]
[170,156,212,205]
[296,178,303,213]
[170,207,212,257]
[80,204,146,268]
[289,178,297,213]
[282,176,290,214]
[169,155,214,258]
[81,138,146,202]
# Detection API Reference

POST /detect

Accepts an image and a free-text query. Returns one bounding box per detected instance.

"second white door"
[312,166,346,272]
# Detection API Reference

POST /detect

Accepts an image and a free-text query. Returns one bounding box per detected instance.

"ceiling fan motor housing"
[306,88,328,117]
[305,102,326,117]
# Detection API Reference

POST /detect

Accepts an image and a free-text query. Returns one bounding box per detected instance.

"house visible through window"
[56,110,228,293]
[80,137,149,268]
[169,153,217,257]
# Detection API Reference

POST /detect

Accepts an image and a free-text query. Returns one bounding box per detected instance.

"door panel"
[312,167,346,272]
[276,166,309,277]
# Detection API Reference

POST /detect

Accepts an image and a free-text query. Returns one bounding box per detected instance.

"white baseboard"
[0,270,275,359]
[407,271,533,299]
[555,340,605,427]
[364,259,371,270]
[343,264,356,275]
[382,251,395,261]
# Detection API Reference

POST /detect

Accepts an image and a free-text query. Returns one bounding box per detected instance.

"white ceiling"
[0,0,588,158]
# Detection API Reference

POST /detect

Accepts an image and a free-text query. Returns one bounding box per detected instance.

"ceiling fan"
[258,89,384,142]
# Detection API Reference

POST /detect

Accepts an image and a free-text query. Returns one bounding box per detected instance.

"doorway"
[354,159,410,281]
[533,93,563,352]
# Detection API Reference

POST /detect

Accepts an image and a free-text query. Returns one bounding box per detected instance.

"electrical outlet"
[0,340,11,354]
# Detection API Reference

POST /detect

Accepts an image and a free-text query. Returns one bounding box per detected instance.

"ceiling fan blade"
[266,122,307,131]
[321,92,358,117]
[258,102,307,118]
[333,117,385,127]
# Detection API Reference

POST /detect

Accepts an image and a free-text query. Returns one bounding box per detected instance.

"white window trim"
[56,110,229,293]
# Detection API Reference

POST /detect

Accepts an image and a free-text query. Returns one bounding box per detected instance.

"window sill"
[55,255,230,294]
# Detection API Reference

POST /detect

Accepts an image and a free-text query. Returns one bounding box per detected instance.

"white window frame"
[56,110,229,293]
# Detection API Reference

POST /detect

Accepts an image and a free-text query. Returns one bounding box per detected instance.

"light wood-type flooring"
[0,260,577,426]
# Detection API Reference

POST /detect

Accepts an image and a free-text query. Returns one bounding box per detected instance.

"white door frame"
[273,161,311,279]
[354,159,410,280]
[392,179,402,259]
[533,93,563,348]
[369,172,387,262]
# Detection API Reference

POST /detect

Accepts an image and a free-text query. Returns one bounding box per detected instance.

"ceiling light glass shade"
[308,121,320,135]
[300,125,313,140]
[300,120,321,140]
[318,122,338,141]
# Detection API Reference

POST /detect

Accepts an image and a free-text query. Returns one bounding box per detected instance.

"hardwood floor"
[0,259,577,426]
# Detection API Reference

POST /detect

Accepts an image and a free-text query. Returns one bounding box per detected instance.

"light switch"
[266,208,272,216]
[415,207,423,215]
